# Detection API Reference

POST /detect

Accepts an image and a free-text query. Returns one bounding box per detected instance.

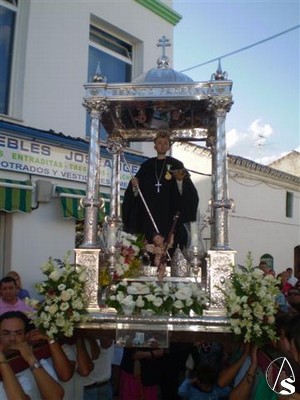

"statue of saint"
[122,132,199,251]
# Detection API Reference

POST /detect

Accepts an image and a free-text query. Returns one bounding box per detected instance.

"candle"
[190,222,198,248]
[107,224,116,247]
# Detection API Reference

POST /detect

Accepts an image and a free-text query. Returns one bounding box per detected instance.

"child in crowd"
[186,341,224,378]
[119,344,164,400]
[6,271,31,300]
[178,363,231,400]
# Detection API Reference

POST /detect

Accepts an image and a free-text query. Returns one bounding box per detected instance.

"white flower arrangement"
[106,280,208,316]
[99,232,144,286]
[114,232,143,278]
[222,252,280,346]
[27,253,90,340]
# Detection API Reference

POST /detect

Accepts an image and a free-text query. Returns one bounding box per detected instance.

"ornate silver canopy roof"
[83,37,233,144]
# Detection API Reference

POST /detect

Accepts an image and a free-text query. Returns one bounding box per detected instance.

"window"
[0,0,17,115]
[286,191,293,218]
[86,24,133,140]
[89,26,132,61]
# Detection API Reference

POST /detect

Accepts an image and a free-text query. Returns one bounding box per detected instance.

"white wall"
[270,152,300,177]
[2,0,176,294]
[171,143,212,248]
[18,1,174,137]
[229,171,299,271]
[7,199,76,298]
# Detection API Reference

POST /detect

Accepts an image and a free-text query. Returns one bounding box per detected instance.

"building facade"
[0,0,180,295]
[171,142,300,276]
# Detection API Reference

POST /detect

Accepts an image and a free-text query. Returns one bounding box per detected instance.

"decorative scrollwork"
[82,99,108,115]
[208,251,235,309]
[107,137,127,154]
[75,250,102,308]
[207,97,234,114]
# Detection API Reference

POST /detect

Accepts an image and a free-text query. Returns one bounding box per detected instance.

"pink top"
[0,297,34,316]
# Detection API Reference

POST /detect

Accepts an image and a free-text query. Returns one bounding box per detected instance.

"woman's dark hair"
[0,311,34,333]
[195,363,217,385]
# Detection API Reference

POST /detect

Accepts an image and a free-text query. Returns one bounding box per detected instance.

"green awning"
[55,186,111,221]
[0,179,33,213]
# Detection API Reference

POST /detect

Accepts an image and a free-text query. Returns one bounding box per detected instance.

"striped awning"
[0,179,33,213]
[55,186,111,221]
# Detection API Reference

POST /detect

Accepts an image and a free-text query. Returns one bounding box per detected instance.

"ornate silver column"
[206,101,236,315]
[210,98,234,250]
[205,63,236,316]
[208,62,234,250]
[80,108,102,248]
[75,66,107,313]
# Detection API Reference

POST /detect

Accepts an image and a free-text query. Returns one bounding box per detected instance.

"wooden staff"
[157,212,180,279]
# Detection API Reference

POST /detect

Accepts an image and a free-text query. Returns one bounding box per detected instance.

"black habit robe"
[122,156,199,249]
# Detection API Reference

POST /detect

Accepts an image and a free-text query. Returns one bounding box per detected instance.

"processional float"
[75,37,236,345]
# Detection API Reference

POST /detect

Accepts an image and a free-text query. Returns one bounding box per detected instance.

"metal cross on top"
[157,36,171,57]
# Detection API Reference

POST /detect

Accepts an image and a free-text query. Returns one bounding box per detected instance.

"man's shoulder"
[14,298,34,313]
[142,157,156,165]
[0,299,32,314]
[0,298,14,310]
[15,297,30,307]
[138,157,156,172]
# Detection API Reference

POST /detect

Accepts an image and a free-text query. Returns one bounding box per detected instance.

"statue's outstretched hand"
[131,177,139,196]
[131,177,139,188]
[171,168,189,181]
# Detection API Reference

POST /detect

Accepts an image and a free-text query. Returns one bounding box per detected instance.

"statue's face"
[153,234,164,246]
[154,137,170,154]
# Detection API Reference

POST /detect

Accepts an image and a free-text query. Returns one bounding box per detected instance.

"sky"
[172,0,299,165]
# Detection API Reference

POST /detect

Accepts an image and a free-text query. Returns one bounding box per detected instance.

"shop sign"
[0,134,139,188]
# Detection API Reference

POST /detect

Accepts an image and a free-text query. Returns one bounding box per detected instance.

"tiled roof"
[228,153,300,185]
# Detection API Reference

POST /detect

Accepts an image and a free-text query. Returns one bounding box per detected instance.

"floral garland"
[27,254,90,340]
[222,252,280,346]
[106,280,208,316]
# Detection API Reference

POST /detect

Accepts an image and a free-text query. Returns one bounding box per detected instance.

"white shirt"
[288,276,298,286]
[48,342,86,400]
[83,339,114,386]
[0,373,31,400]
[15,358,59,400]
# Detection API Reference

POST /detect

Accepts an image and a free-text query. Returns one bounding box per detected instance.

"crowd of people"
[0,271,117,400]
[0,263,299,400]
[0,131,299,399]
[275,266,300,314]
